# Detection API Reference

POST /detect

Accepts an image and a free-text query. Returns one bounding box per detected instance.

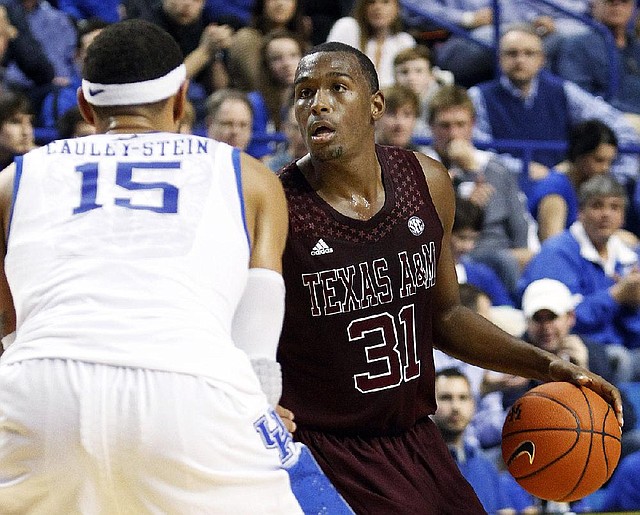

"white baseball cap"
[521,279,578,319]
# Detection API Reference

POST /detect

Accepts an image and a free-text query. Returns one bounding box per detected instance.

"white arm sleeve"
[231,268,285,405]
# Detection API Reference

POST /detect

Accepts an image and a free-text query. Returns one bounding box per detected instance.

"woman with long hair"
[326,0,415,88]
[226,0,310,91]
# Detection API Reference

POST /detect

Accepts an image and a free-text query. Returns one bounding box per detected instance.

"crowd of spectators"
[1,0,639,512]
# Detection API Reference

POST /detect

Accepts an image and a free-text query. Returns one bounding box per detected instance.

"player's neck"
[100,114,174,135]
[302,153,385,221]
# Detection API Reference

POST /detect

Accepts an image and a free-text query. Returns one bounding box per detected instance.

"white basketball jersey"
[2,133,259,391]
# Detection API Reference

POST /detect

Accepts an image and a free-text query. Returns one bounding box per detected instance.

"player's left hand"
[276,405,296,433]
[548,358,624,428]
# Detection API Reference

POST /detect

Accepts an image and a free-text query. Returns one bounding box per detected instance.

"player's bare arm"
[233,152,290,412]
[240,152,288,272]
[0,164,15,355]
[415,152,624,426]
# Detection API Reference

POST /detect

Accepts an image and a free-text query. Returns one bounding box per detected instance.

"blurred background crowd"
[1,0,639,512]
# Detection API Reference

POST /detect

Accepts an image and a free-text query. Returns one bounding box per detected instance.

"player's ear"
[172,80,189,124]
[77,87,96,126]
[371,91,385,121]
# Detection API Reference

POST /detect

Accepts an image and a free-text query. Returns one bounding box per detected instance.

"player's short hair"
[578,174,627,209]
[83,19,183,86]
[428,85,475,125]
[301,42,380,94]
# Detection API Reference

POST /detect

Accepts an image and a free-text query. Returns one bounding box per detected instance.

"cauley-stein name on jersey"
[301,242,436,317]
[45,136,210,158]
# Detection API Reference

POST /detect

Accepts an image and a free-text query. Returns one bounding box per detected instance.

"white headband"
[81,64,187,106]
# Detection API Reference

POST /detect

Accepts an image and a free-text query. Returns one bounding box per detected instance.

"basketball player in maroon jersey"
[276,42,624,514]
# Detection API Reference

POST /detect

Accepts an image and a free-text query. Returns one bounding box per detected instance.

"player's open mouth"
[310,123,336,143]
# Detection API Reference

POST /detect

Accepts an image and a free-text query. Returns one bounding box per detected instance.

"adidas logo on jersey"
[311,238,334,256]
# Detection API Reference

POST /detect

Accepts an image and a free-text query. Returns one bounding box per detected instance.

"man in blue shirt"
[468,23,640,187]
[556,0,640,129]
[518,174,640,382]
[433,367,525,514]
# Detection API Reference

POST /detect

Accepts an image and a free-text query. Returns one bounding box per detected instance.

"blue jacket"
[452,443,515,513]
[517,224,640,348]
[599,451,640,511]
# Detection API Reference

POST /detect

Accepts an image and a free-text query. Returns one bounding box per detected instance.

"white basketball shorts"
[0,358,303,515]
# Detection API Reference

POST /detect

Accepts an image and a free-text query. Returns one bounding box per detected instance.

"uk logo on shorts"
[254,408,297,467]
[408,216,425,236]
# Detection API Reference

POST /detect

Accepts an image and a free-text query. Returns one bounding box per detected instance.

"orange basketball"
[501,382,621,502]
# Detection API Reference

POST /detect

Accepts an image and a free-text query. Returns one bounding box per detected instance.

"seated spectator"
[142,0,234,103]
[474,277,640,512]
[518,174,640,383]
[528,120,619,242]
[599,450,640,512]
[267,103,306,172]
[374,83,420,150]
[0,90,37,169]
[468,24,640,189]
[247,29,305,159]
[3,0,77,92]
[452,197,513,307]
[326,0,415,88]
[0,3,53,109]
[226,0,310,91]
[39,17,108,130]
[412,0,590,88]
[424,84,533,298]
[56,105,95,139]
[392,45,453,141]
[433,367,526,514]
[556,0,640,133]
[205,88,253,151]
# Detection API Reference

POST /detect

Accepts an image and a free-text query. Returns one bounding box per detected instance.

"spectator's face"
[207,98,253,150]
[433,376,475,439]
[499,31,544,87]
[394,58,432,98]
[264,0,296,27]
[430,106,474,155]
[365,0,398,32]
[579,195,626,249]
[265,37,301,86]
[527,309,573,353]
[450,228,479,261]
[163,0,204,26]
[575,143,617,180]
[0,112,34,158]
[593,0,634,30]
[375,103,416,148]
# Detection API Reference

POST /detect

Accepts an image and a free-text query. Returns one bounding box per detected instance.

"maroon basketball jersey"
[278,145,444,436]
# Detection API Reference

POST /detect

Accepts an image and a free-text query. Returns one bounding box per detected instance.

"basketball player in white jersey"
[0,19,304,513]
